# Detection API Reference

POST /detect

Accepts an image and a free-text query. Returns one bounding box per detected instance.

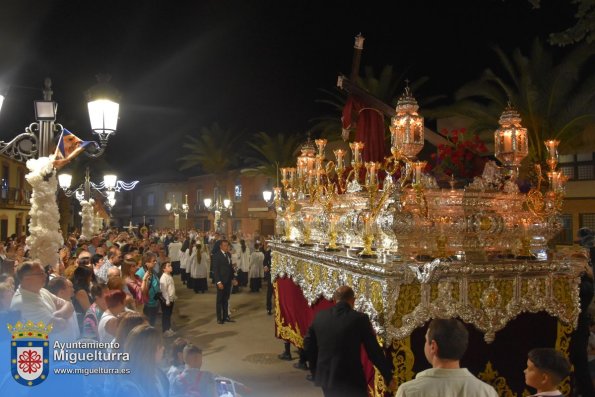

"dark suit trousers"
[265,274,273,311]
[216,282,231,321]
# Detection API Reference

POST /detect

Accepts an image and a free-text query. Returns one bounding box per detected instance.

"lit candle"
[315,139,327,158]
[548,171,562,190]
[366,162,378,186]
[412,161,427,185]
[544,139,559,160]
[502,131,513,152]
[334,149,345,170]
[185,194,188,205]
[350,141,364,165]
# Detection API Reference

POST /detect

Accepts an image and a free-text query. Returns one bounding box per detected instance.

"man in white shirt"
[396,318,498,397]
[10,261,77,342]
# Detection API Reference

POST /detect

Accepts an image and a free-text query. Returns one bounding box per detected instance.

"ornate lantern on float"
[389,87,424,159]
[494,104,529,176]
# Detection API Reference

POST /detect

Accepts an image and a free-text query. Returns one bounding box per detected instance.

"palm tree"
[312,65,443,140]
[241,131,302,181]
[178,122,243,175]
[427,39,595,163]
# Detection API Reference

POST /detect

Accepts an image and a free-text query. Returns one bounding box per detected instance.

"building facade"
[556,151,595,244]
[0,154,31,240]
[111,171,276,237]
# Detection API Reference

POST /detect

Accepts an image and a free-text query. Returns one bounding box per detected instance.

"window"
[147,193,155,207]
[577,165,594,180]
[580,213,595,231]
[2,165,8,186]
[560,166,574,179]
[553,214,573,245]
[558,152,594,181]
[196,189,203,209]
[234,183,242,202]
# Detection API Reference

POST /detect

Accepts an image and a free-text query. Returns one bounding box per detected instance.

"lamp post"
[165,194,189,230]
[58,167,139,204]
[0,76,120,265]
[58,167,138,239]
[203,195,232,233]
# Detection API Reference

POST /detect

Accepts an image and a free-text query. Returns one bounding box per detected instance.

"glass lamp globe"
[263,189,273,202]
[389,87,424,158]
[58,174,72,190]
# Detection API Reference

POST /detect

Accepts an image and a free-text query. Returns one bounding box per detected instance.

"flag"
[53,129,93,169]
[55,129,93,160]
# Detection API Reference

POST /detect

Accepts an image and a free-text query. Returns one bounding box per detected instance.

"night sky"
[0,0,574,181]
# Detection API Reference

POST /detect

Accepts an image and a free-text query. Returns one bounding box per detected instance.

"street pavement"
[167,276,323,397]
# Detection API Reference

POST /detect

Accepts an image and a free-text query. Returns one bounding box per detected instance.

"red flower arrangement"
[428,128,489,179]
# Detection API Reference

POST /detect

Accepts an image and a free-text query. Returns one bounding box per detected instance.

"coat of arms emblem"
[8,320,52,386]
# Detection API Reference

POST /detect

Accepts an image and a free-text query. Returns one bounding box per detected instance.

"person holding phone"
[137,252,160,326]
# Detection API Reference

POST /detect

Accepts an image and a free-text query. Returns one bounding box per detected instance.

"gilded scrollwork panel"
[270,242,584,344]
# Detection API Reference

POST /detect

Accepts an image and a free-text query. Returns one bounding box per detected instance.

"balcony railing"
[0,188,32,207]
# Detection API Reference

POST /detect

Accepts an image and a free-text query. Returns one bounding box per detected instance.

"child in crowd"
[524,348,571,397]
[159,261,177,337]
[170,344,217,397]
[167,337,189,384]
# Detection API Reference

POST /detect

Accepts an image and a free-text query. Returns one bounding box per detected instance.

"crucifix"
[123,220,137,232]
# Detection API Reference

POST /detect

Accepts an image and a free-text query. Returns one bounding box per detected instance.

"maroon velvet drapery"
[274,276,571,396]
[274,277,377,393]
[342,96,386,163]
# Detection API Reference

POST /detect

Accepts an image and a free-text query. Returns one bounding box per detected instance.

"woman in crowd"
[114,311,147,347]
[249,242,264,292]
[82,283,108,340]
[138,251,161,326]
[98,289,127,343]
[91,253,104,276]
[122,258,146,312]
[72,265,94,330]
[115,324,169,397]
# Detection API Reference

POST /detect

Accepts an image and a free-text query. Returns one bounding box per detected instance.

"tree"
[427,39,595,163]
[530,0,595,46]
[241,131,302,181]
[178,123,243,175]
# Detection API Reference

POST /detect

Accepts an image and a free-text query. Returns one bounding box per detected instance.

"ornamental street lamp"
[58,167,139,206]
[165,194,189,230]
[0,76,120,265]
[0,76,120,161]
[59,167,138,239]
[203,195,232,233]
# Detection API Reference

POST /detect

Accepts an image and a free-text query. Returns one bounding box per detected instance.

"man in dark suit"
[304,285,395,397]
[213,239,235,324]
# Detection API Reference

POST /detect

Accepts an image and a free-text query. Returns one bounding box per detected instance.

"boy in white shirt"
[159,261,177,337]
